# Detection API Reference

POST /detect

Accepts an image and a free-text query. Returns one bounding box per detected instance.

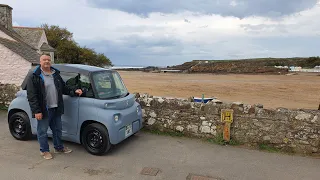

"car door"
[77,73,96,125]
[59,71,80,135]
[61,95,79,135]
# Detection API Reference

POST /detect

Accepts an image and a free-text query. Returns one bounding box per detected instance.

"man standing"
[27,54,83,160]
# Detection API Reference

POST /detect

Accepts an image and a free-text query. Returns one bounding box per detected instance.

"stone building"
[0,4,55,86]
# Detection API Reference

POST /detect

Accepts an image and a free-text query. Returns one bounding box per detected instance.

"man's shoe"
[40,151,53,160]
[54,147,72,154]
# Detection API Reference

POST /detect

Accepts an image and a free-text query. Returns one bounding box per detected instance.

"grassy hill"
[168,57,320,74]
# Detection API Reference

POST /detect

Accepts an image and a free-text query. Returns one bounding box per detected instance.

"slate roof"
[40,42,55,52]
[0,37,40,64]
[0,24,30,45]
[0,25,40,64]
[13,26,43,49]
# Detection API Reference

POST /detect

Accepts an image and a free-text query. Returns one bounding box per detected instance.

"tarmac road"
[0,111,319,180]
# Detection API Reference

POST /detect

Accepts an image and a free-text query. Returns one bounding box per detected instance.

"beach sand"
[119,71,320,109]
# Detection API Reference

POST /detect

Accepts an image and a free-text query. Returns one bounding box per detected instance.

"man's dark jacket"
[26,65,76,118]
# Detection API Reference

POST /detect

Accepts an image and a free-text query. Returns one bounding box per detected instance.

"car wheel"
[81,123,111,156]
[8,112,32,141]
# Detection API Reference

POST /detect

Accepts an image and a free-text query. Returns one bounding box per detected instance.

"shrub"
[0,83,20,110]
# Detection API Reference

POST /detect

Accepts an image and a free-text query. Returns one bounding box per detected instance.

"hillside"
[168,57,320,74]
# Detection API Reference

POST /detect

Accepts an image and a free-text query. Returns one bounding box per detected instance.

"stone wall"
[136,93,320,155]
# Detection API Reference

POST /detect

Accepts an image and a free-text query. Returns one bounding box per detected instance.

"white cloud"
[230,1,238,7]
[2,0,320,66]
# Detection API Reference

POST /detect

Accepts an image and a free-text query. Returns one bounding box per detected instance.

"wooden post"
[221,109,234,142]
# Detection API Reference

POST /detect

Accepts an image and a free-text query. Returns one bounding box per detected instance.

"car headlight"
[114,115,119,122]
[136,107,140,114]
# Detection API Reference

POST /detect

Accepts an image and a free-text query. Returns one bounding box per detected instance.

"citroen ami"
[7,64,143,155]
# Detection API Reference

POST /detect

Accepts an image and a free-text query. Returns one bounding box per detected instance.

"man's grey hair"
[40,52,51,57]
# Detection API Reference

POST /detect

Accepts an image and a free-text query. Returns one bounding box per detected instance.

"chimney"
[0,4,13,30]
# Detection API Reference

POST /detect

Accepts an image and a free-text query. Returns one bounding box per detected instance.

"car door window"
[60,72,79,95]
[60,71,94,98]
[79,74,94,98]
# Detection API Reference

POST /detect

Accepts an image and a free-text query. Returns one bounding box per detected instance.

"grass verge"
[131,127,320,158]
[206,133,242,146]
[142,128,241,146]
[258,143,280,153]
[0,106,8,111]
[141,128,184,137]
[141,127,320,158]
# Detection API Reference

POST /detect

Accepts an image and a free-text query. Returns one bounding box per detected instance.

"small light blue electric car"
[7,64,143,155]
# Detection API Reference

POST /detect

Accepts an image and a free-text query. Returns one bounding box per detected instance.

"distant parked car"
[7,64,143,155]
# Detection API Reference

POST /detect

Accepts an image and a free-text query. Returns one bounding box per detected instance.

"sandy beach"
[119,71,320,110]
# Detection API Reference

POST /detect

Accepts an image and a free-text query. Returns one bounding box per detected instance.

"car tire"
[8,112,32,141]
[81,123,111,156]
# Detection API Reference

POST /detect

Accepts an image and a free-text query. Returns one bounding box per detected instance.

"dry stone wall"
[136,93,320,156]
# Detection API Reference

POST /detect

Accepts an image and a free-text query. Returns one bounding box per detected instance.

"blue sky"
[3,0,320,66]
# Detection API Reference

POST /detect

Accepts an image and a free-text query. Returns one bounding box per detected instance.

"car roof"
[21,64,113,90]
[52,64,113,75]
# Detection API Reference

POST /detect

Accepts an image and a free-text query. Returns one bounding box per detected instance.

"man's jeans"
[37,108,64,152]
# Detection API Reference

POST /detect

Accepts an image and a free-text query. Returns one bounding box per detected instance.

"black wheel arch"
[8,109,27,122]
[80,120,109,144]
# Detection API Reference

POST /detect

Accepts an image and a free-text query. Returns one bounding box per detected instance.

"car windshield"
[92,71,129,99]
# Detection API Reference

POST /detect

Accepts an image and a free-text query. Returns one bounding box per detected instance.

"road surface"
[0,111,319,180]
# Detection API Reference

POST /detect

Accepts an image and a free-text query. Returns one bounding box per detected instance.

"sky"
[2,0,320,66]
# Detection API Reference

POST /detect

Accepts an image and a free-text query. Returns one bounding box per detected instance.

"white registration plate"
[125,124,132,137]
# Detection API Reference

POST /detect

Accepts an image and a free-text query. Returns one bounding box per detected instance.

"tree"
[41,24,73,49]
[79,47,96,65]
[79,47,112,67]
[96,53,112,67]
[56,40,80,64]
[41,24,113,67]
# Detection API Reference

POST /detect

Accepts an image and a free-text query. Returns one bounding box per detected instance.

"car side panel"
[60,95,79,135]
[8,91,82,144]
[76,97,97,143]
